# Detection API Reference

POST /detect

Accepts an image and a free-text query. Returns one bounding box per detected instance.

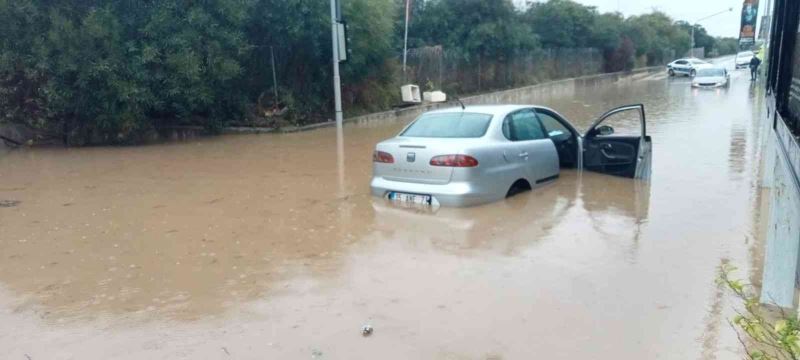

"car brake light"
[429,154,479,167]
[373,151,394,163]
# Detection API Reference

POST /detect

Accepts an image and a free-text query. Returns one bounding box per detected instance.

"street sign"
[738,0,760,46]
[337,21,348,63]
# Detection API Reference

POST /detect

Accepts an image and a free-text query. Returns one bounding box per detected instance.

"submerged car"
[370,104,652,207]
[735,51,754,69]
[692,67,730,88]
[667,58,709,77]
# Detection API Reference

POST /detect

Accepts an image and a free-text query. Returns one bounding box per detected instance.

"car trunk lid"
[375,137,462,185]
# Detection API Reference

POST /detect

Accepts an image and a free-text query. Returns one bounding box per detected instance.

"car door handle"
[518,152,528,158]
[600,149,618,159]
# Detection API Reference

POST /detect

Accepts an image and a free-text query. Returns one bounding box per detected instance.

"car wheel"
[668,69,675,76]
[506,179,531,198]
[690,69,696,77]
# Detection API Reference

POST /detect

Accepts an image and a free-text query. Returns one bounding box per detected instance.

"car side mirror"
[548,130,564,137]
[596,125,614,136]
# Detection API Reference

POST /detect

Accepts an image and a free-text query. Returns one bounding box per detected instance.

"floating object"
[423,91,447,103]
[400,84,421,103]
[0,200,20,208]
[361,324,373,336]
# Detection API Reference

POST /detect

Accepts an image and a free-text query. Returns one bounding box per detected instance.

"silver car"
[667,58,709,77]
[692,67,730,88]
[371,104,651,207]
[735,51,754,69]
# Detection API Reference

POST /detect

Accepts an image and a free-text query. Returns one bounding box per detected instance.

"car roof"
[425,105,533,117]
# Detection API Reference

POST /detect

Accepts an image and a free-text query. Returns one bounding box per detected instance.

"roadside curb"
[224,65,666,135]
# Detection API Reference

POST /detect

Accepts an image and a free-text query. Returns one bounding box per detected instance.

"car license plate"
[388,192,431,205]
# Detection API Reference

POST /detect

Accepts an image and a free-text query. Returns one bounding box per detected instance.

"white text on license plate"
[388,192,431,205]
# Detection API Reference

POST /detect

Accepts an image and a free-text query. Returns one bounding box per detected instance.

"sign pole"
[330,0,343,128]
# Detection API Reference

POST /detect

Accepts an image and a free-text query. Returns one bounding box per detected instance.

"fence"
[400,46,604,97]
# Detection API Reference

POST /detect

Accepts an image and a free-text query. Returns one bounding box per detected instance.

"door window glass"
[505,110,545,141]
[537,111,572,141]
[590,107,643,137]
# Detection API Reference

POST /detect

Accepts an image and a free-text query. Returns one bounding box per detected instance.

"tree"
[715,37,739,56]
[625,12,691,65]
[411,0,538,59]
[526,0,597,49]
[676,21,716,55]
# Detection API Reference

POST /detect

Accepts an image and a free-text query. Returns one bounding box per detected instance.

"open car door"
[581,104,651,179]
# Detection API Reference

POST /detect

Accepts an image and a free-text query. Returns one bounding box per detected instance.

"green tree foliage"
[140,0,253,131]
[676,21,716,55]
[526,0,597,49]
[411,0,538,60]
[720,264,800,360]
[715,37,741,56]
[0,0,737,145]
[625,12,691,65]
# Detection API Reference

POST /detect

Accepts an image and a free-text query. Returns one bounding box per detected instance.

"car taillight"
[373,151,394,163]
[429,154,479,167]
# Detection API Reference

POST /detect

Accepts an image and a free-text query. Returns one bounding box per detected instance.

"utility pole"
[330,0,343,128]
[691,8,733,57]
[270,46,278,102]
[402,0,411,81]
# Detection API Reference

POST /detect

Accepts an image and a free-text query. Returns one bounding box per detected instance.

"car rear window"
[401,112,493,138]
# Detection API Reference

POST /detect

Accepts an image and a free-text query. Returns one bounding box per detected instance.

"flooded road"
[0,58,768,359]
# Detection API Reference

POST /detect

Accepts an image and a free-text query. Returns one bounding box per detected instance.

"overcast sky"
[517,0,772,38]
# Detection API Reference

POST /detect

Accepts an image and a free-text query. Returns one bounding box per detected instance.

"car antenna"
[453,95,465,110]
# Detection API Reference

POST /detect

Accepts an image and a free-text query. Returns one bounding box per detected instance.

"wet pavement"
[0,57,769,359]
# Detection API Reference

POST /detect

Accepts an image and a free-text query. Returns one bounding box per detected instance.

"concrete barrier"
[346,66,664,128]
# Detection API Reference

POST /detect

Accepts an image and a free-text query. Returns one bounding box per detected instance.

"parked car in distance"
[667,58,710,77]
[692,67,730,88]
[370,104,651,207]
[735,51,754,69]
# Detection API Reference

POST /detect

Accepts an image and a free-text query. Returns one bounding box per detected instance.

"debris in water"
[361,324,373,336]
[0,200,20,208]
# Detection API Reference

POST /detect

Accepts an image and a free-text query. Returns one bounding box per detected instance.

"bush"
[720,263,800,360]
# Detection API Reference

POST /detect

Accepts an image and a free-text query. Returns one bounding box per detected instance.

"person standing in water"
[750,55,761,81]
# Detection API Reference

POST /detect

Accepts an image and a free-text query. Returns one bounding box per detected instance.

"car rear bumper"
[370,176,500,207]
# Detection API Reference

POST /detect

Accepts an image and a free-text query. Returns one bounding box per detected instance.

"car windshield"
[697,68,725,77]
[738,51,753,57]
[401,112,493,138]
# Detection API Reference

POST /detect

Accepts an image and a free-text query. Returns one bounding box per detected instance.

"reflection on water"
[372,170,649,258]
[0,62,768,359]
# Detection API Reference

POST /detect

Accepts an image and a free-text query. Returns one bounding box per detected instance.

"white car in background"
[667,58,710,77]
[735,51,754,69]
[691,67,730,88]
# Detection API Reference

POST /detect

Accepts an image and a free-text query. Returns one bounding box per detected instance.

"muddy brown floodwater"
[1,59,769,359]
